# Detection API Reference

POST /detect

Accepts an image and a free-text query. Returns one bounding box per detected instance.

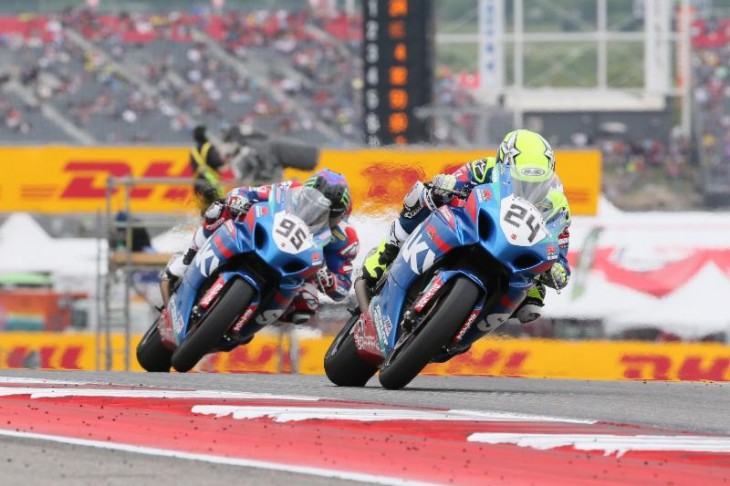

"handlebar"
[424,182,470,199]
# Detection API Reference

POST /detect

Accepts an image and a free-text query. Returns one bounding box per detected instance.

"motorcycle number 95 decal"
[273,213,313,254]
[499,195,547,247]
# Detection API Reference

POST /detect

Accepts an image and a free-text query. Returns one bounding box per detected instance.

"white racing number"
[499,195,547,247]
[272,213,313,254]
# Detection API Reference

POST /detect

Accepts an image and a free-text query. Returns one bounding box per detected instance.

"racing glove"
[315,268,336,294]
[541,262,569,290]
[422,174,458,210]
[225,194,251,218]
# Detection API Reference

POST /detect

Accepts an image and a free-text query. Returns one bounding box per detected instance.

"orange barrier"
[1,333,728,381]
[1,147,601,216]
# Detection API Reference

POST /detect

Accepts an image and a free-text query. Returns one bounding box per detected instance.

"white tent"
[0,213,103,278]
[604,263,730,339]
[546,272,657,320]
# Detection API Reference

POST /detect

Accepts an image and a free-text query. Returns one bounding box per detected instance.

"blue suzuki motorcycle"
[137,186,331,372]
[324,165,569,389]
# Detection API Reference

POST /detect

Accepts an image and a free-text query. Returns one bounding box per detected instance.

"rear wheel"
[378,277,480,390]
[324,313,378,387]
[171,278,255,373]
[136,319,172,372]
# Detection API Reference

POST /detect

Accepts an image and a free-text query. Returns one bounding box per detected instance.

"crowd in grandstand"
[693,16,730,180]
[0,6,483,147]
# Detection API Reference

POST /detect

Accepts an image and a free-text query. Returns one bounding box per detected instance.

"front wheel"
[136,319,172,372]
[171,278,255,373]
[378,277,480,390]
[324,313,378,387]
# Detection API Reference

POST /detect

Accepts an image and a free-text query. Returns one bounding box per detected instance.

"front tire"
[378,277,480,390]
[324,313,378,387]
[136,320,172,372]
[171,278,255,373]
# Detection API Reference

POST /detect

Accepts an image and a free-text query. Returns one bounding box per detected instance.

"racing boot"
[279,282,319,325]
[160,247,197,306]
[362,239,400,290]
[513,283,546,324]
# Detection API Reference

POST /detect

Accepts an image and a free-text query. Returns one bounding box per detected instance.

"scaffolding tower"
[97,176,192,371]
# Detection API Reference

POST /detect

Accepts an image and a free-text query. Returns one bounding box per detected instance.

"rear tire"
[171,278,255,373]
[136,320,172,372]
[378,277,480,390]
[324,313,377,387]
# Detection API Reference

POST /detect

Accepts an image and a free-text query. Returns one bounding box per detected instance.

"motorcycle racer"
[163,168,359,325]
[362,129,571,325]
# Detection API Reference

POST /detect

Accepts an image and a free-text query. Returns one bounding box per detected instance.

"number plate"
[273,213,313,254]
[499,195,547,246]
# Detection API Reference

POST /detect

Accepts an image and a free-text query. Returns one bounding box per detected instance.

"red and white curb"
[0,378,728,485]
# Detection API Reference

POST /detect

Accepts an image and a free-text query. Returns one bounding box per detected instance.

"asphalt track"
[0,370,729,485]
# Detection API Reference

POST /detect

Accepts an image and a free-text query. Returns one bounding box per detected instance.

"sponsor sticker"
[199,278,225,308]
[476,188,492,203]
[232,306,257,333]
[413,276,443,312]
[169,299,184,335]
[454,308,481,342]
[546,245,557,260]
[520,167,546,177]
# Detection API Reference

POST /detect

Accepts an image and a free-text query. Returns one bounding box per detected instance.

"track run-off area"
[0,371,728,485]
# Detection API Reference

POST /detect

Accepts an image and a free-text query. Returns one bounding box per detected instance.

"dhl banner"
[0,146,601,216]
[1,333,729,381]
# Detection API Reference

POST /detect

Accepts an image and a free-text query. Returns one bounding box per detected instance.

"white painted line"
[0,377,90,385]
[0,428,434,486]
[0,387,319,401]
[467,433,730,457]
[448,409,595,424]
[192,405,596,423]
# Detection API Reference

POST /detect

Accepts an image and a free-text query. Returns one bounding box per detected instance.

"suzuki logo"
[400,234,435,275]
[195,241,220,278]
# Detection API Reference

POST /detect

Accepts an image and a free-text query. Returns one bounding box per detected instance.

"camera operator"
[222,124,319,184]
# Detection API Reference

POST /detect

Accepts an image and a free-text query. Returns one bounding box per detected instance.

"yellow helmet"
[498,129,556,183]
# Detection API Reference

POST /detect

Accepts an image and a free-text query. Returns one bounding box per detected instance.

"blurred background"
[1,0,729,373]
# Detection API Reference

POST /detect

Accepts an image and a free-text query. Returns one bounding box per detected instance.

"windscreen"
[283,186,331,234]
[510,172,568,225]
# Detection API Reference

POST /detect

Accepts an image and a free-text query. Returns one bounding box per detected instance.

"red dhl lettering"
[429,349,530,376]
[621,354,730,381]
[216,343,278,372]
[60,161,192,201]
[5,345,83,369]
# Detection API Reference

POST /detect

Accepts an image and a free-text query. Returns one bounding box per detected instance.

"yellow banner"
[1,333,728,381]
[0,146,601,216]
[2,146,195,213]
